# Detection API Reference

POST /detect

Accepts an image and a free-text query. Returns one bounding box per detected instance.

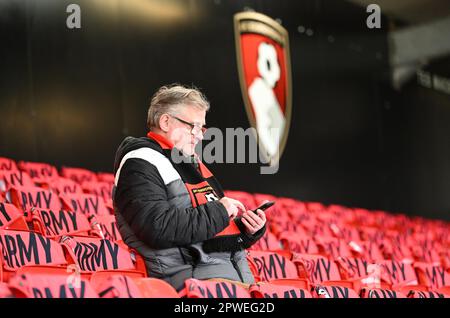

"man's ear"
[159,114,171,132]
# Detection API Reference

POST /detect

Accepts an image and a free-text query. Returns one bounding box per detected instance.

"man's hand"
[241,209,266,235]
[219,197,246,219]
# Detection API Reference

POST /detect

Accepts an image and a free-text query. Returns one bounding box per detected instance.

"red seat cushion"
[378,259,418,287]
[248,230,282,251]
[347,240,384,262]
[60,193,110,216]
[182,278,251,298]
[336,257,371,280]
[61,167,98,184]
[0,282,14,297]
[132,277,179,298]
[90,274,142,298]
[360,288,407,298]
[47,177,83,195]
[93,214,123,242]
[279,231,319,254]
[17,161,58,184]
[311,284,359,298]
[380,237,414,263]
[247,251,299,282]
[9,186,62,212]
[0,157,18,172]
[31,209,92,238]
[0,203,27,229]
[315,237,352,260]
[406,290,447,298]
[61,236,135,273]
[249,282,312,298]
[414,262,450,290]
[0,229,69,272]
[97,173,115,184]
[0,170,34,192]
[81,181,113,201]
[8,273,98,298]
[293,254,341,284]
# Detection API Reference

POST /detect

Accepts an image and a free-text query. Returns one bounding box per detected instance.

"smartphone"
[252,201,275,213]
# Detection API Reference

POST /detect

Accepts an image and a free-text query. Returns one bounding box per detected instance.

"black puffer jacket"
[112,134,265,291]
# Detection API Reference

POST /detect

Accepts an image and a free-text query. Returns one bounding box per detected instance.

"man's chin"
[181,146,195,157]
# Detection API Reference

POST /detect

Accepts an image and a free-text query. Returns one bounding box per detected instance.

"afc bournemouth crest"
[234,12,292,166]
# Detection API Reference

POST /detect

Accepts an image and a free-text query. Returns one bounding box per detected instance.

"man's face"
[166,104,206,156]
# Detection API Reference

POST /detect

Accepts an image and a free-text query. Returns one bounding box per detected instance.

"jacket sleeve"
[114,158,230,249]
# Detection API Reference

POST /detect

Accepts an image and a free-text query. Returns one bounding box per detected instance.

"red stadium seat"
[92,214,123,242]
[301,218,334,238]
[97,173,115,184]
[182,278,251,298]
[46,177,83,195]
[441,252,450,270]
[279,231,319,254]
[17,161,58,184]
[91,271,178,298]
[132,278,180,298]
[9,186,62,213]
[59,236,143,275]
[31,209,92,238]
[399,285,447,298]
[0,203,28,231]
[60,193,110,216]
[360,287,407,298]
[358,226,386,246]
[407,290,447,298]
[248,230,282,251]
[293,254,341,284]
[90,274,142,298]
[336,257,372,280]
[270,219,308,238]
[91,271,179,298]
[377,259,419,287]
[305,202,326,213]
[435,286,450,297]
[410,241,442,264]
[249,282,312,298]
[315,237,353,260]
[81,181,113,201]
[381,237,414,263]
[0,170,34,193]
[0,281,14,298]
[247,251,299,282]
[0,157,18,172]
[311,284,359,298]
[414,262,450,290]
[0,229,74,282]
[61,167,98,184]
[347,240,384,262]
[8,272,98,298]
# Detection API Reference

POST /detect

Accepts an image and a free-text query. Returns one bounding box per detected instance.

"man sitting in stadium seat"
[113,84,267,291]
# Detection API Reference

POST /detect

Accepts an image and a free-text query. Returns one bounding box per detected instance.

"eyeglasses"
[170,115,207,135]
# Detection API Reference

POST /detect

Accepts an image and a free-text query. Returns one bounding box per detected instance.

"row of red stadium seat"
[0,156,449,298]
[0,157,114,184]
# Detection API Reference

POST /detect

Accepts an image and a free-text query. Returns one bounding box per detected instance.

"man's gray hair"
[147,84,210,129]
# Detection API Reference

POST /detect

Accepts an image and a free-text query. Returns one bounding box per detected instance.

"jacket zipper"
[230,251,244,283]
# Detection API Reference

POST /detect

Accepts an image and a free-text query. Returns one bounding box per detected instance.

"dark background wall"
[0,0,449,220]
